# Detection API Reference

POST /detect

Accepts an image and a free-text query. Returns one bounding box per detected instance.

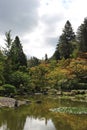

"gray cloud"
[45,37,58,47]
[0,0,40,35]
[40,13,64,36]
[39,13,64,51]
[41,13,64,25]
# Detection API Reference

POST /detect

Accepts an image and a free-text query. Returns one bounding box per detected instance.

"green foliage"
[11,71,29,89]
[1,84,16,96]
[29,64,49,92]
[77,83,87,89]
[0,77,5,86]
[4,30,12,56]
[0,50,5,85]
[49,60,57,70]
[3,59,12,84]
[77,17,87,52]
[71,41,79,58]
[0,86,5,95]
[57,20,75,59]
[57,58,71,68]
[52,49,60,60]
[28,57,40,68]
[9,36,27,70]
[19,66,28,72]
[0,19,87,96]
[45,53,48,61]
[10,71,30,94]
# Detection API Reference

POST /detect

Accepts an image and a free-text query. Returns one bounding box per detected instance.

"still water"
[0,95,87,130]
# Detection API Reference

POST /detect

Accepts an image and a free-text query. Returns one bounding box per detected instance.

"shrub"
[77,83,87,89]
[2,84,17,96]
[11,71,30,88]
[0,86,4,95]
[10,71,30,94]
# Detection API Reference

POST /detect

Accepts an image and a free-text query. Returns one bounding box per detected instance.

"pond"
[0,95,87,130]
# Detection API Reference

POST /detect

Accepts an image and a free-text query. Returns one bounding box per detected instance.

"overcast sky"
[0,0,87,59]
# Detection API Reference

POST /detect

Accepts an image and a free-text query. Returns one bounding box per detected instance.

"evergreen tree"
[52,44,60,60]
[0,50,5,85]
[3,31,13,83]
[9,36,27,70]
[45,53,48,61]
[58,20,75,59]
[77,18,87,52]
[28,57,40,68]
[4,30,12,57]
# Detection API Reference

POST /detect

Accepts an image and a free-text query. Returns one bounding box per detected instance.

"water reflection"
[0,96,87,130]
[0,124,7,130]
[23,117,56,130]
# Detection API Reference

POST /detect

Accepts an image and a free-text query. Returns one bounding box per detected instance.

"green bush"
[58,79,72,91]
[62,79,87,90]
[10,71,30,94]
[2,84,17,96]
[77,83,87,89]
[0,75,5,85]
[0,86,4,95]
[11,71,30,87]
[19,66,28,72]
[0,80,2,86]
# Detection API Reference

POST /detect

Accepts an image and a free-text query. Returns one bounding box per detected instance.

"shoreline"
[0,93,87,108]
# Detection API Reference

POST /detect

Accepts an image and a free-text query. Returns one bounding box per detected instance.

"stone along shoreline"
[0,97,26,108]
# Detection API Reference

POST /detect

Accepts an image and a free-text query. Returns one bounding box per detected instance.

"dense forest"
[0,18,87,97]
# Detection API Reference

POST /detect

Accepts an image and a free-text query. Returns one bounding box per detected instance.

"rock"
[0,97,26,108]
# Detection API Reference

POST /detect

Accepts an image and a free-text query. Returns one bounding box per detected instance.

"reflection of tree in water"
[51,113,73,130]
[0,98,53,130]
[0,109,26,130]
[51,112,87,130]
[0,97,65,130]
[0,96,87,130]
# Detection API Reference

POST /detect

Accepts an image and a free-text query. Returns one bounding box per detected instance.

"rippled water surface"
[0,95,87,130]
